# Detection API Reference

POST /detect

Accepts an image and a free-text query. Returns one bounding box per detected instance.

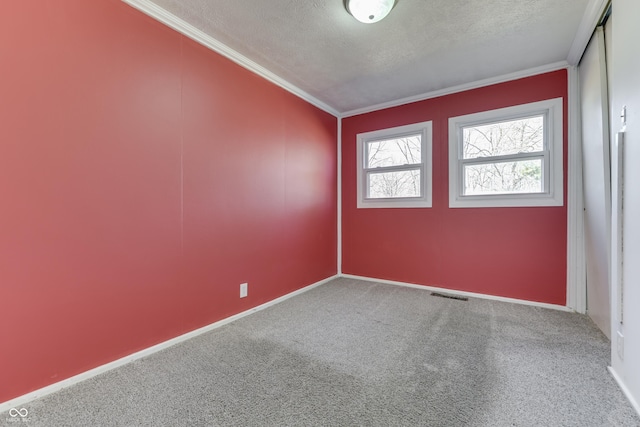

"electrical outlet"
[240,283,248,298]
[617,331,624,360]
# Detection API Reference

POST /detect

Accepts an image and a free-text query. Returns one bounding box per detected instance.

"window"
[356,121,432,208]
[448,98,563,208]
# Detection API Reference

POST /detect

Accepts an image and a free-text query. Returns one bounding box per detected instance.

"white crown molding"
[566,0,609,66]
[341,61,570,118]
[0,275,338,413]
[121,0,579,119]
[121,0,340,117]
[340,274,574,312]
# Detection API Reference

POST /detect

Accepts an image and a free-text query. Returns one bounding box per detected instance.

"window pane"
[464,159,543,195]
[367,169,421,199]
[367,134,421,168]
[462,116,544,159]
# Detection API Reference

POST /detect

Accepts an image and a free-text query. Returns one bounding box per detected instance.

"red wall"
[0,1,336,402]
[342,71,568,305]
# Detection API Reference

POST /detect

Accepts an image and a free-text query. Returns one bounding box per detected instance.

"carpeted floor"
[3,277,639,426]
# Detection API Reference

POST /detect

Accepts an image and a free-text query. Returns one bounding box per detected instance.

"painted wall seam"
[0,275,338,412]
[120,0,339,117]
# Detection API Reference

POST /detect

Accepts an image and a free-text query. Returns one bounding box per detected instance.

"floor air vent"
[431,292,468,301]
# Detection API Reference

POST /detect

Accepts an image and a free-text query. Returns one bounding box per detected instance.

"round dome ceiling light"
[345,0,397,24]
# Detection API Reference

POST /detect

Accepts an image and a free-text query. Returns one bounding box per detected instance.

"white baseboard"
[0,274,338,413]
[608,367,640,418]
[340,274,573,312]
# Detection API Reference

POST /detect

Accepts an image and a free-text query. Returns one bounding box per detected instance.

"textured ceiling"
[146,0,591,114]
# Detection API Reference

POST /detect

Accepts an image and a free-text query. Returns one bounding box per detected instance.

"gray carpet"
[3,278,639,426]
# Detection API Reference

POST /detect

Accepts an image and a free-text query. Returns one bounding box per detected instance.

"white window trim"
[356,121,433,208]
[448,98,564,208]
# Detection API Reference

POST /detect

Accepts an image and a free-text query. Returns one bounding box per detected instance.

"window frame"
[448,98,564,208]
[356,121,433,209]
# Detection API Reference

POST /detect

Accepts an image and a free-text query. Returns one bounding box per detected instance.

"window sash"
[459,150,547,165]
[364,165,424,200]
[459,112,549,160]
[460,153,548,196]
[364,132,424,169]
[363,163,423,173]
[356,120,433,209]
[363,132,426,200]
[448,98,563,208]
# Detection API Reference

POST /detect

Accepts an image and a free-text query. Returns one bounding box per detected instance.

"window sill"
[449,192,564,208]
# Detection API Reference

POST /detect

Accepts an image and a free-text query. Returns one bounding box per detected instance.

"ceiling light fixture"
[345,0,397,24]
